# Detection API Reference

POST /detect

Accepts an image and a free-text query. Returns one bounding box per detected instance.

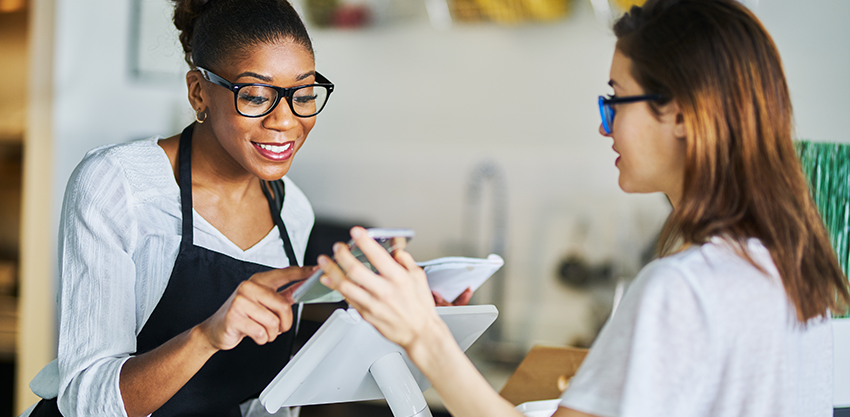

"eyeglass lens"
[236,85,330,117]
[602,104,614,134]
[598,97,615,134]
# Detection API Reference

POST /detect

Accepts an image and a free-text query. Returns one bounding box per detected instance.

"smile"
[257,143,291,153]
[252,141,296,162]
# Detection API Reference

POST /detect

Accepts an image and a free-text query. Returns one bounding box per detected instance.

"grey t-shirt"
[560,237,833,417]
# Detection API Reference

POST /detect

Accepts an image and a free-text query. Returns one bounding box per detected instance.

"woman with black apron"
[23,1,333,415]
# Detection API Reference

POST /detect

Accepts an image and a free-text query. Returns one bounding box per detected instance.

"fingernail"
[320,275,331,286]
[318,256,328,266]
[351,227,363,239]
[333,242,344,253]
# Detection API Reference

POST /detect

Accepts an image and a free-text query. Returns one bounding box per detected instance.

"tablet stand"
[260,305,498,417]
[370,352,432,417]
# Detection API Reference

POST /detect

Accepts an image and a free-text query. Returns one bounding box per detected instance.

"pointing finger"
[252,266,318,291]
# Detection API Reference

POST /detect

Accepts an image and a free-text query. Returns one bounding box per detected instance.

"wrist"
[189,324,220,358]
[405,314,460,375]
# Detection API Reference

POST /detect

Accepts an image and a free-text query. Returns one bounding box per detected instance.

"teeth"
[258,143,291,153]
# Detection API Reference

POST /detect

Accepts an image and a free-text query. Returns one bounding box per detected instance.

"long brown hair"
[614,0,850,321]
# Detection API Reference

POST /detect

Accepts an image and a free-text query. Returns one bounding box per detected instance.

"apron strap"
[177,124,195,249]
[261,179,299,267]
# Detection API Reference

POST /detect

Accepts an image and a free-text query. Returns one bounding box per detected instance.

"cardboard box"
[499,345,588,406]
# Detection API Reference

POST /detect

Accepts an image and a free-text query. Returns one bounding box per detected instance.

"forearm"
[411,325,595,417]
[119,326,218,417]
[407,318,524,417]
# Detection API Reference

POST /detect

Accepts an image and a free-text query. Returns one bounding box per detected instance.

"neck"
[190,123,258,201]
[667,191,680,210]
[665,173,684,210]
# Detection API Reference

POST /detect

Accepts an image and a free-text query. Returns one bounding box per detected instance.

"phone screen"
[290,228,414,303]
[349,235,410,273]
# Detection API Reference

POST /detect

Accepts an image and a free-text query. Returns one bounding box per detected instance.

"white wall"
[46,0,850,352]
[758,0,850,143]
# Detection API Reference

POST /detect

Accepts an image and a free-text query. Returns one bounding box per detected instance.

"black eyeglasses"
[198,67,335,118]
[598,94,663,134]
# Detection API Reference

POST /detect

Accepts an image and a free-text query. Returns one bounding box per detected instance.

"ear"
[186,69,206,112]
[671,101,686,139]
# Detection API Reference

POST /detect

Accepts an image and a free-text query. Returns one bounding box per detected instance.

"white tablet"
[260,305,499,413]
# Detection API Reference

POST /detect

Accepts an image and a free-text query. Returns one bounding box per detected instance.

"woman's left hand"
[318,227,445,352]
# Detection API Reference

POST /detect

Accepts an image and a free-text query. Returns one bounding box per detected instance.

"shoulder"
[78,136,163,164]
[630,248,705,301]
[624,253,707,329]
[642,238,776,288]
[631,238,784,324]
[67,137,174,203]
[71,137,163,179]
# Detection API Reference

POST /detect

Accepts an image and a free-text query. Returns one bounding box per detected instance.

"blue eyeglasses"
[598,94,664,134]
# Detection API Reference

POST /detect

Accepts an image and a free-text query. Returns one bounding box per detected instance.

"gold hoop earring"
[195,108,208,124]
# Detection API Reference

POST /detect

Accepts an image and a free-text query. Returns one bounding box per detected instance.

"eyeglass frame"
[197,66,335,118]
[598,94,664,134]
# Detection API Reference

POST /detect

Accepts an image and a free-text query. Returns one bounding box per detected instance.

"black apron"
[32,124,299,417]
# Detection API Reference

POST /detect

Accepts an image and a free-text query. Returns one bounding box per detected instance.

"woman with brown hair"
[319,0,850,416]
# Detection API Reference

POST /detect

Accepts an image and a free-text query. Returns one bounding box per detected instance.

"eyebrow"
[235,70,317,83]
[236,71,273,82]
[295,71,316,81]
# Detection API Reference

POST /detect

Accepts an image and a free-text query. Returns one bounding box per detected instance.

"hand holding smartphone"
[291,228,415,303]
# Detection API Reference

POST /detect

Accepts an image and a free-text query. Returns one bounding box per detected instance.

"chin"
[618,177,633,193]
[254,165,292,182]
[617,177,649,195]
[258,172,289,182]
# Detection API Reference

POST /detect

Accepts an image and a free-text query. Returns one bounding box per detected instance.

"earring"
[195,108,208,124]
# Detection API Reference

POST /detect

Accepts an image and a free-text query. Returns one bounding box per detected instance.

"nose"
[263,98,300,131]
[599,123,611,137]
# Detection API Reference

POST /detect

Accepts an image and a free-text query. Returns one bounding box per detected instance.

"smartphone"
[291,228,415,303]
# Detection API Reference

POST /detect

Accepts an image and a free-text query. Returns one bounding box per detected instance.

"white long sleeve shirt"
[26,137,314,417]
[561,237,834,417]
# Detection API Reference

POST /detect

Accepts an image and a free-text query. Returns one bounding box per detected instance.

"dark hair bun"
[171,0,312,69]
[172,0,211,68]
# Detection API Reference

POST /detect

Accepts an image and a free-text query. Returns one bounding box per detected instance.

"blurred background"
[1,0,848,415]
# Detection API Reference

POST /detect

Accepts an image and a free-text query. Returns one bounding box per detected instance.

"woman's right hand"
[319,228,536,417]
[196,266,316,351]
[122,267,315,417]
[317,227,446,354]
